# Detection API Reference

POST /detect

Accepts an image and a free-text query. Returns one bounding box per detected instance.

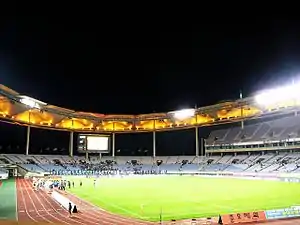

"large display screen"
[77,134,110,153]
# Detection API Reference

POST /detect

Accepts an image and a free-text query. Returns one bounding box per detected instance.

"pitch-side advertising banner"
[265,207,300,220]
[222,211,266,224]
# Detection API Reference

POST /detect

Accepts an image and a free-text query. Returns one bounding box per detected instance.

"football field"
[66,175,300,221]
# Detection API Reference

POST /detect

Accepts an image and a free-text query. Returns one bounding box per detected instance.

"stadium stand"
[0,115,300,178]
[0,151,299,176]
[206,115,300,144]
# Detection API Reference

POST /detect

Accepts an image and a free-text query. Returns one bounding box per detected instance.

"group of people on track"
[31,177,83,217]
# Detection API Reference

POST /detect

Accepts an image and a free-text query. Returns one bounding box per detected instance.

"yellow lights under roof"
[0,83,298,133]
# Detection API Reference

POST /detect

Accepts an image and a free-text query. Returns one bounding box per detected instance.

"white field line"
[71,191,234,220]
[91,195,145,219]
[65,191,149,224]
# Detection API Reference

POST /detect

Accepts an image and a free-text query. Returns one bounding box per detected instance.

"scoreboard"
[77,134,110,153]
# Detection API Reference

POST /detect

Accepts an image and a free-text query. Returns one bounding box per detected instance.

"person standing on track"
[68,202,72,217]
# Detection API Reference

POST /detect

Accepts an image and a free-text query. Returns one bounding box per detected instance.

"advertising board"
[222,211,266,224]
[265,207,300,220]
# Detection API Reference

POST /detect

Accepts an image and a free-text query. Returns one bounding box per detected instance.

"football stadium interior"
[1,84,300,224]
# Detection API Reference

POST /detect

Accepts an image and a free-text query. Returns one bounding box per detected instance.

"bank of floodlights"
[19,95,47,110]
[255,83,300,106]
[169,108,195,120]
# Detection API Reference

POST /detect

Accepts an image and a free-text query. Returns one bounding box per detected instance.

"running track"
[15,178,300,225]
[17,178,154,225]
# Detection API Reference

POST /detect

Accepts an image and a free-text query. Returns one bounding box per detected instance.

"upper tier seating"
[207,115,300,145]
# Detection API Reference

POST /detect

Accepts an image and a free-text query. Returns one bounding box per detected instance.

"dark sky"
[1,15,300,156]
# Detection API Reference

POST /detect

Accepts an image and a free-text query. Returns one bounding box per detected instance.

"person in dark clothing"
[72,205,78,213]
[68,181,71,189]
[80,181,82,187]
[68,202,72,217]
[72,181,74,188]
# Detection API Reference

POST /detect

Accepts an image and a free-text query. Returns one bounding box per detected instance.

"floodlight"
[255,83,300,106]
[171,108,195,120]
[19,95,46,109]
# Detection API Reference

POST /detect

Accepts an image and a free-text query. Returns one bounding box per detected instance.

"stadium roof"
[0,84,299,133]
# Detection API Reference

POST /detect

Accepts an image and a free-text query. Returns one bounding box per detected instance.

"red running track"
[16,178,154,225]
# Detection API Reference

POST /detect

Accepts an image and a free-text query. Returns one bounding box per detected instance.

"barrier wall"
[221,207,300,224]
[265,207,300,220]
[62,171,300,183]
[221,211,266,224]
[167,171,300,182]
[24,172,44,179]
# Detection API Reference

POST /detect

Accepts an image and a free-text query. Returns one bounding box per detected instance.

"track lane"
[17,179,53,223]
[16,178,38,223]
[19,178,153,225]
[36,191,116,225]
[22,178,111,225]
[21,179,76,225]
[252,219,300,224]
[26,180,114,225]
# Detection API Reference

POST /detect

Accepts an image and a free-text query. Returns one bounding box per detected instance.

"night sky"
[1,16,300,156]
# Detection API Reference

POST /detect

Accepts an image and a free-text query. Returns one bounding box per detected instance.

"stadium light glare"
[171,108,195,120]
[255,83,300,106]
[19,95,47,109]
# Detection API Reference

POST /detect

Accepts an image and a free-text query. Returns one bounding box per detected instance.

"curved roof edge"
[0,84,297,133]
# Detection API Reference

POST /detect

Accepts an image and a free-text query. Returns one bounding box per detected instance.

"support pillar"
[85,151,89,161]
[241,105,244,129]
[195,127,199,157]
[201,138,205,156]
[153,119,156,158]
[112,133,115,157]
[69,132,73,157]
[26,126,30,155]
[153,131,156,158]
[240,90,244,129]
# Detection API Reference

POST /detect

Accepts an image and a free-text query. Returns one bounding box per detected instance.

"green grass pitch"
[66,175,300,222]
